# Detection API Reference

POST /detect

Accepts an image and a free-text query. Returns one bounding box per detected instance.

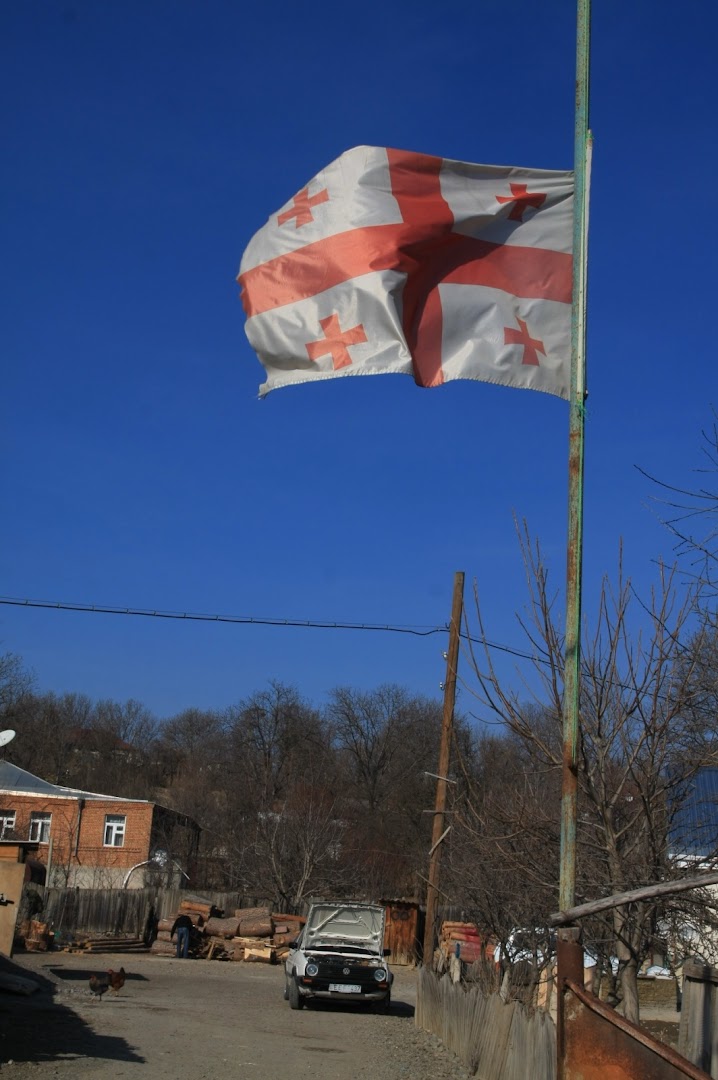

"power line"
[0,595,445,638]
[0,595,702,706]
[0,593,539,662]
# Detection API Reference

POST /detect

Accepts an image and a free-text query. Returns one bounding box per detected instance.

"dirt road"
[0,951,469,1080]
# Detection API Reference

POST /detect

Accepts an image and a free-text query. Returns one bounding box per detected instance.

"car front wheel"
[288,977,305,1010]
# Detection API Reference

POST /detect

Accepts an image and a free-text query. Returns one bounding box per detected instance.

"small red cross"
[277,186,329,228]
[306,314,367,370]
[496,183,546,221]
[504,318,545,367]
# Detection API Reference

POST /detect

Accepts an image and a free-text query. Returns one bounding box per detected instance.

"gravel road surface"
[0,951,470,1080]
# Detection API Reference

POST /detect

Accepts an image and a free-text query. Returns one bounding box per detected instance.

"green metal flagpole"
[559,0,592,915]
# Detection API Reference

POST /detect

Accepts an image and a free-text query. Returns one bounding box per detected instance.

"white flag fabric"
[238,146,573,399]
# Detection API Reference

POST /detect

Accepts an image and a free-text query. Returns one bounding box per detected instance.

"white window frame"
[104,814,126,848]
[29,812,51,844]
[0,810,16,839]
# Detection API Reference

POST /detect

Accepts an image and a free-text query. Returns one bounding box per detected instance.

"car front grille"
[314,958,382,987]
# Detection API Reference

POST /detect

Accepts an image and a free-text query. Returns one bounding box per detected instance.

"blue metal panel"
[670,769,718,860]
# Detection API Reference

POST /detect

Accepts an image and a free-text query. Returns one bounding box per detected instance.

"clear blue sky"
[2,1,716,721]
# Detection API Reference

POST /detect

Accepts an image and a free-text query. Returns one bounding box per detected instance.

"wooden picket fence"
[416,968,555,1080]
[26,886,273,939]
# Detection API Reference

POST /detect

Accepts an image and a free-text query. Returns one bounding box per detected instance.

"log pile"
[150,898,217,957]
[438,920,484,965]
[54,935,146,954]
[150,900,306,963]
[223,907,305,964]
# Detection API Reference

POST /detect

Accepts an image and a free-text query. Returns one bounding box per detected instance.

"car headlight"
[373,968,387,982]
[305,962,319,977]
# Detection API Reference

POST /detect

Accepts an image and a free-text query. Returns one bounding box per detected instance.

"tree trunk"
[204,916,241,939]
[612,902,642,1025]
[619,954,640,1025]
[238,916,273,938]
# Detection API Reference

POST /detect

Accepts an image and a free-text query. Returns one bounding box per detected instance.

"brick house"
[0,761,200,889]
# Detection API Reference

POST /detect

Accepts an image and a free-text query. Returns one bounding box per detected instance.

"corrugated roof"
[670,768,718,859]
[0,761,148,804]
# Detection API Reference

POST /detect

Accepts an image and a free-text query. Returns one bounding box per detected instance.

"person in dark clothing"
[171,913,193,959]
[144,905,159,946]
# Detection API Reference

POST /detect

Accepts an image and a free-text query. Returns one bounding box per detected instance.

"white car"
[494,928,557,967]
[284,902,393,1011]
[495,928,617,976]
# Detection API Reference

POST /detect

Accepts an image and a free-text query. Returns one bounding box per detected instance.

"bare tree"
[329,684,408,813]
[447,729,560,962]
[154,707,229,880]
[227,682,325,808]
[0,652,34,718]
[8,691,93,785]
[639,407,718,598]
[250,774,356,910]
[156,686,333,892]
[327,684,452,898]
[458,525,718,1023]
[74,698,159,797]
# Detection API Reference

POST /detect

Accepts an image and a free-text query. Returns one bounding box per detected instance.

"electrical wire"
[0,593,540,662]
[3,596,701,706]
[0,595,444,637]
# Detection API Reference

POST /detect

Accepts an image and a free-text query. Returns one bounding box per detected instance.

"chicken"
[107,968,126,995]
[89,974,110,1001]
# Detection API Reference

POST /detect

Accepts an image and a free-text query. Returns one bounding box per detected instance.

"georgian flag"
[238,146,573,399]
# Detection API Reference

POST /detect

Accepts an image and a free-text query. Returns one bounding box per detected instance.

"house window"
[0,811,16,839]
[29,812,51,843]
[104,814,126,847]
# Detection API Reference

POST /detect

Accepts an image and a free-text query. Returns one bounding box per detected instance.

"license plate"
[329,983,361,993]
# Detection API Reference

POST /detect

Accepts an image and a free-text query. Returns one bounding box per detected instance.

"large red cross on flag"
[238,146,573,399]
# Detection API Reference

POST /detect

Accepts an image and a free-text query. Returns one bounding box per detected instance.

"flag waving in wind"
[238,146,573,399]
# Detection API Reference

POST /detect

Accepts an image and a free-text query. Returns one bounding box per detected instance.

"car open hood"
[303,903,386,953]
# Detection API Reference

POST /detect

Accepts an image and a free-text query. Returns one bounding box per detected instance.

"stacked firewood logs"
[150,900,305,963]
[438,920,484,965]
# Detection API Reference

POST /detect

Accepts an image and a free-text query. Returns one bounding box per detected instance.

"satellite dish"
[0,730,16,748]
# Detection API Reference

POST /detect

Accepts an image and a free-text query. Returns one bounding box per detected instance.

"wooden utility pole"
[422,570,464,966]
